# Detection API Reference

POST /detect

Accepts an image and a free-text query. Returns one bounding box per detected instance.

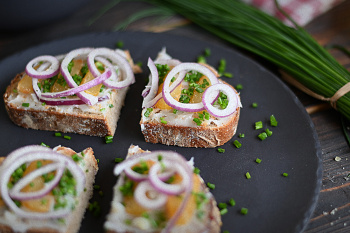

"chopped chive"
[255,121,263,130]
[105,135,113,144]
[245,172,251,179]
[218,202,227,209]
[193,167,200,174]
[220,208,228,215]
[282,173,289,177]
[217,148,225,153]
[258,132,268,141]
[115,40,124,48]
[235,84,243,90]
[144,108,153,117]
[207,182,215,190]
[255,158,262,164]
[42,102,46,106]
[114,158,124,163]
[55,132,62,137]
[233,140,242,148]
[109,104,114,108]
[229,198,236,206]
[173,109,178,114]
[238,133,245,138]
[252,102,258,108]
[22,103,29,107]
[240,208,248,215]
[63,135,71,140]
[40,142,50,147]
[160,117,167,124]
[265,128,273,136]
[223,72,233,78]
[270,115,278,126]
[204,48,211,57]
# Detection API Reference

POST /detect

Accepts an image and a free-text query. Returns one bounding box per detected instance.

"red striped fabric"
[241,0,344,26]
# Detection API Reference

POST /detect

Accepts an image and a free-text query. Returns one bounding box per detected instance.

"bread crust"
[4,74,127,137]
[140,107,240,148]
[0,146,98,233]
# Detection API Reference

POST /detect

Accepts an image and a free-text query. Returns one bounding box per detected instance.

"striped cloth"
[241,0,344,26]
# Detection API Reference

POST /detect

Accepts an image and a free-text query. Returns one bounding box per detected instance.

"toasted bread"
[3,49,141,137]
[104,145,222,233]
[0,145,98,233]
[140,49,241,148]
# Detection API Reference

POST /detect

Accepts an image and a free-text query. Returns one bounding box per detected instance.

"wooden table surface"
[1,0,350,232]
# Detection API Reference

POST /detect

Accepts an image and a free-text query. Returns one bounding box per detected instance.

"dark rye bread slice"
[0,146,98,233]
[104,145,222,233]
[4,73,128,137]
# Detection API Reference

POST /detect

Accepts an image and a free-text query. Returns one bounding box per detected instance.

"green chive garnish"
[220,208,228,215]
[240,208,248,215]
[255,121,263,130]
[144,108,153,117]
[114,158,124,163]
[255,158,262,164]
[252,102,258,108]
[160,117,167,124]
[55,132,62,137]
[270,115,278,126]
[245,172,251,179]
[217,148,225,153]
[233,140,242,148]
[235,84,243,90]
[22,103,29,107]
[229,198,236,206]
[282,173,289,177]
[265,128,273,136]
[63,135,71,140]
[258,132,268,141]
[207,182,215,190]
[193,167,200,174]
[40,142,50,147]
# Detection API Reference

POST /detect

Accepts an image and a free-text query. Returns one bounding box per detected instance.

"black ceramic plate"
[0,31,322,233]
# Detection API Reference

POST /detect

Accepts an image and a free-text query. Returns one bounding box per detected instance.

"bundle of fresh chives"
[145,0,350,120]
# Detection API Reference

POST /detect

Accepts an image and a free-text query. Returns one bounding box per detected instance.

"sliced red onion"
[134,181,167,210]
[162,63,219,112]
[9,162,65,200]
[40,68,111,98]
[124,160,176,182]
[25,55,60,79]
[155,59,181,67]
[142,68,187,109]
[87,48,135,89]
[148,162,188,196]
[60,48,98,105]
[202,83,239,118]
[32,77,109,106]
[0,146,85,219]
[141,58,160,108]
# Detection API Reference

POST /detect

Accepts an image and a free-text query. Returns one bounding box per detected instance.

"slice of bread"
[0,145,98,233]
[3,49,141,137]
[104,145,222,233]
[140,50,241,148]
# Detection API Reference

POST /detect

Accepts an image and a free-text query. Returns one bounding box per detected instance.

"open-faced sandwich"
[140,49,241,148]
[104,145,221,232]
[0,144,98,233]
[4,47,141,137]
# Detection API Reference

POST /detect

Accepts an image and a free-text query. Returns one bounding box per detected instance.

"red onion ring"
[25,55,60,79]
[32,77,109,105]
[162,63,219,112]
[202,83,240,118]
[60,48,98,106]
[40,68,112,98]
[148,162,188,196]
[9,162,65,200]
[0,145,85,219]
[142,58,187,109]
[134,181,167,210]
[87,48,135,89]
